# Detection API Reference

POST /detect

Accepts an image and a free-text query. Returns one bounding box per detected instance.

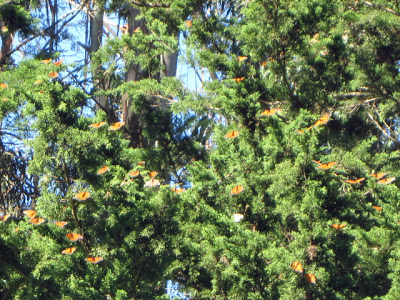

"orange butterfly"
[371,172,387,180]
[319,162,337,170]
[260,108,280,116]
[137,161,146,166]
[331,224,347,230]
[41,58,52,64]
[28,217,45,225]
[344,178,365,184]
[144,178,160,188]
[313,114,330,127]
[128,170,140,178]
[55,221,68,228]
[54,59,64,66]
[372,205,382,211]
[97,166,110,175]
[73,191,91,201]
[149,171,158,178]
[133,27,141,33]
[23,210,37,218]
[313,160,337,170]
[291,261,304,273]
[260,61,267,66]
[108,121,125,131]
[233,77,245,82]
[225,130,239,139]
[230,185,245,195]
[171,188,185,194]
[0,83,7,88]
[377,177,396,185]
[85,256,103,264]
[34,79,43,85]
[305,273,317,284]
[66,233,83,242]
[89,121,106,129]
[62,247,76,255]
[238,56,248,62]
[48,71,58,78]
[185,20,193,27]
[0,214,10,222]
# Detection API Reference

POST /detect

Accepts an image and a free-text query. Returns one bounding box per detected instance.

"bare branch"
[362,1,399,16]
[367,112,400,145]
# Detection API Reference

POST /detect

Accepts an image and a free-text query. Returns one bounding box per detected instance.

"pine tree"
[2,0,400,299]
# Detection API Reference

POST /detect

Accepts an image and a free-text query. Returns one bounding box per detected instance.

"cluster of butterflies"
[291,261,317,285]
[96,162,184,193]
[0,208,103,264]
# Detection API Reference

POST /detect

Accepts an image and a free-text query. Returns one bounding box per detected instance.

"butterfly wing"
[291,261,304,273]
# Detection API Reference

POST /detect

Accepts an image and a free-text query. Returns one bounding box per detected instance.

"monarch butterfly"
[73,191,91,201]
[377,177,396,185]
[28,217,45,225]
[41,58,52,64]
[306,273,317,284]
[230,185,245,195]
[225,130,239,139]
[54,59,63,66]
[133,27,141,33]
[233,77,245,82]
[149,171,158,178]
[260,108,280,116]
[23,210,37,218]
[85,256,103,264]
[97,166,110,175]
[313,114,330,127]
[371,172,387,180]
[260,61,267,66]
[171,188,185,194]
[331,224,347,230]
[62,247,76,255]
[344,178,365,184]
[238,56,248,62]
[297,130,305,134]
[233,213,244,222]
[89,121,106,129]
[318,162,337,170]
[372,205,382,211]
[128,170,140,178]
[66,233,83,242]
[48,71,58,78]
[55,221,68,228]
[0,83,7,88]
[144,178,160,188]
[185,20,193,27]
[108,121,125,131]
[291,261,304,273]
[313,160,337,170]
[137,161,146,166]
[0,214,10,222]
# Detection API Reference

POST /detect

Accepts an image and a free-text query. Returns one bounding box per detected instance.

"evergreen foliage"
[1,0,400,299]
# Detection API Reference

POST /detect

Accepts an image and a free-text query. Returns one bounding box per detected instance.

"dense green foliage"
[1,0,400,299]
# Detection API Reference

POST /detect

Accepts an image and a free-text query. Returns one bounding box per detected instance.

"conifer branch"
[129,0,170,8]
